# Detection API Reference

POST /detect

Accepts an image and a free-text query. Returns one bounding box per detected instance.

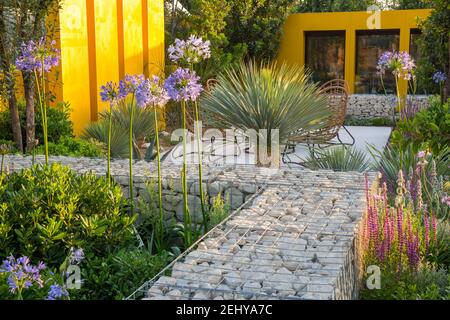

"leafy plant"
[391,97,450,155]
[344,116,395,127]
[83,102,155,159]
[302,146,370,172]
[0,100,74,147]
[208,193,230,228]
[0,164,136,267]
[34,136,103,158]
[201,61,330,165]
[69,248,172,300]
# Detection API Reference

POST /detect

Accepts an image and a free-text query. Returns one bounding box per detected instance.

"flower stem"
[107,106,112,185]
[181,100,192,246]
[154,107,164,250]
[34,69,48,165]
[129,98,135,216]
[194,100,208,231]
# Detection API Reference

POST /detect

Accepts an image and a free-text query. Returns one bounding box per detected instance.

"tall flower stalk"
[168,35,211,232]
[136,76,169,250]
[16,37,60,165]
[377,51,415,124]
[164,67,203,246]
[100,82,120,185]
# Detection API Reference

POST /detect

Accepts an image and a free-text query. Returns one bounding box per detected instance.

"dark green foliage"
[34,136,103,158]
[345,116,395,127]
[296,0,377,12]
[361,268,450,300]
[69,249,172,300]
[0,164,136,267]
[391,97,450,155]
[0,101,73,146]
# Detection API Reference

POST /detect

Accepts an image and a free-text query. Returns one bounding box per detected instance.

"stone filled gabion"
[5,155,375,300]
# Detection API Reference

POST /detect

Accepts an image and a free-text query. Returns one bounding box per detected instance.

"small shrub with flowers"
[360,170,450,299]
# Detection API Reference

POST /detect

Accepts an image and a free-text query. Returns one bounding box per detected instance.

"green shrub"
[344,116,395,127]
[0,164,136,267]
[34,136,103,158]
[69,248,172,300]
[361,269,450,300]
[391,96,450,155]
[302,146,371,172]
[0,101,74,146]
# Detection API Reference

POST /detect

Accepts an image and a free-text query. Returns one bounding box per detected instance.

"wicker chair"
[282,79,355,165]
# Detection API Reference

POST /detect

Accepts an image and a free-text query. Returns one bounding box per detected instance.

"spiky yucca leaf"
[200,61,330,144]
[82,103,155,158]
[303,146,371,172]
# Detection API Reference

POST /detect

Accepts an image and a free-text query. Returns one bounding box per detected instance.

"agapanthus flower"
[377,51,415,81]
[0,256,46,294]
[164,68,203,102]
[100,81,120,106]
[417,150,426,158]
[46,284,69,300]
[69,247,85,265]
[168,35,211,65]
[118,74,145,99]
[16,36,60,74]
[432,71,447,84]
[135,75,170,108]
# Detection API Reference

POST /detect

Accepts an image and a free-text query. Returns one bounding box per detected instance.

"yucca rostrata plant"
[361,172,438,274]
[201,61,330,167]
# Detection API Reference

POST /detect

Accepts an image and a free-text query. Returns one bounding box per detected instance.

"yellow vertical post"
[94,0,120,114]
[345,29,356,94]
[147,0,165,76]
[122,0,144,76]
[58,0,91,135]
[399,27,411,97]
[86,0,98,121]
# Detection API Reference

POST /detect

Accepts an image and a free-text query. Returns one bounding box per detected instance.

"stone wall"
[347,94,430,119]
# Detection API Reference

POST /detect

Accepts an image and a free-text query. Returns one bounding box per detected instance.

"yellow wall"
[277,9,431,95]
[54,0,165,134]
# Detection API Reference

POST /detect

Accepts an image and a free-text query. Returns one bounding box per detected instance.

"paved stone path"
[4,155,375,300]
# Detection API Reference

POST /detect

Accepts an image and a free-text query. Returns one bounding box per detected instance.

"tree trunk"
[7,81,24,152]
[23,73,36,152]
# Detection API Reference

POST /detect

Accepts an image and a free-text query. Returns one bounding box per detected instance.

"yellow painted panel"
[148,0,165,76]
[59,0,91,135]
[277,9,432,95]
[123,0,144,76]
[94,0,120,114]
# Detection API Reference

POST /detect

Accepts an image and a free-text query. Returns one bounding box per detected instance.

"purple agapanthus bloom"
[69,247,85,265]
[100,81,120,106]
[46,284,69,300]
[136,76,170,108]
[432,71,447,84]
[168,35,211,65]
[15,37,60,74]
[0,256,46,294]
[164,68,203,102]
[377,51,415,81]
[118,74,145,99]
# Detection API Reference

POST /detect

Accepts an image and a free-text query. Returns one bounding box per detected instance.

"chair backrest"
[316,80,349,139]
[205,78,218,92]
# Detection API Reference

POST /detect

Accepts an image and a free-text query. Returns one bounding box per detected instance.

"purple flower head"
[417,151,426,158]
[168,35,211,65]
[16,37,60,74]
[69,247,85,265]
[432,71,447,84]
[47,284,69,300]
[118,74,145,99]
[377,51,415,81]
[100,81,120,106]
[136,76,170,108]
[164,68,203,102]
[0,256,45,294]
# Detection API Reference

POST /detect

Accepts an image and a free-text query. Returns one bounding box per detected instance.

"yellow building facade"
[277,9,431,96]
[49,0,165,134]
